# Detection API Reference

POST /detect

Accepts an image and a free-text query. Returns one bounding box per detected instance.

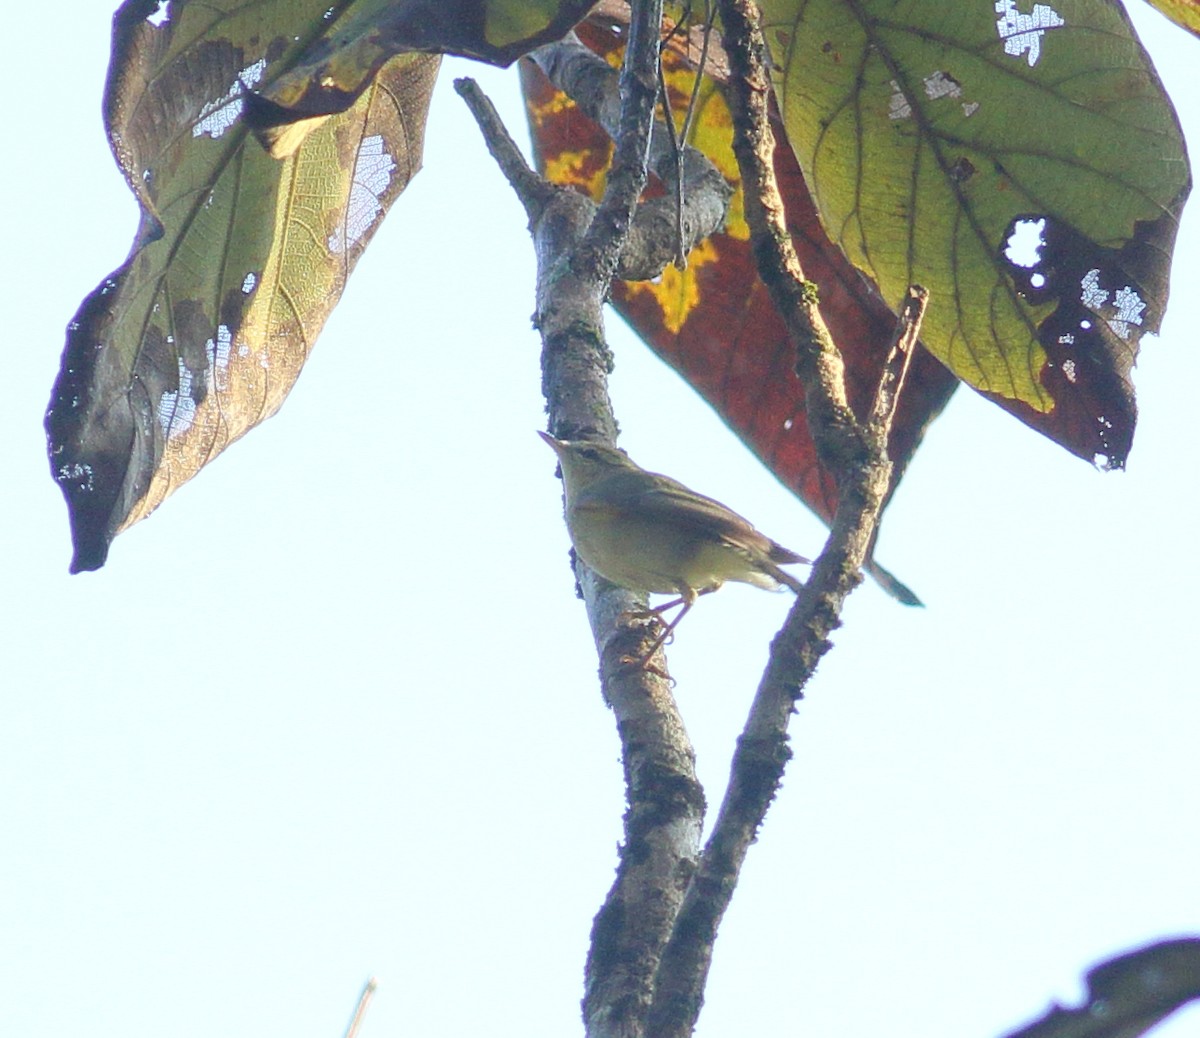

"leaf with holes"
[523,19,960,602]
[46,0,439,571]
[760,0,1191,467]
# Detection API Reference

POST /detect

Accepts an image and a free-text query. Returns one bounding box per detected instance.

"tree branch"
[644,2,931,1033]
[453,79,556,222]
[571,0,663,287]
[466,5,923,1032]
[870,285,929,439]
[457,6,709,1031]
[710,0,867,480]
[341,978,377,1038]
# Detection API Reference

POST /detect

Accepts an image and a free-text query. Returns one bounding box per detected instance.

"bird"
[539,431,809,663]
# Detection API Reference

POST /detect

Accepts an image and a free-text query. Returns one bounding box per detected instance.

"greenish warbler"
[540,432,810,660]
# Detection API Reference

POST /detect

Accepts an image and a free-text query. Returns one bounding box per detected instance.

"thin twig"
[673,0,717,271]
[452,79,555,222]
[679,0,716,145]
[342,978,377,1038]
[573,0,666,286]
[655,57,688,269]
[870,284,929,436]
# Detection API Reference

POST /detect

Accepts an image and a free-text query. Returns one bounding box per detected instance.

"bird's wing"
[577,470,773,552]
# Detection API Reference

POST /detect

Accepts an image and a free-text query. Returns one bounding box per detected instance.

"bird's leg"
[625,595,687,623]
[620,588,715,670]
[639,597,693,660]
[627,586,716,623]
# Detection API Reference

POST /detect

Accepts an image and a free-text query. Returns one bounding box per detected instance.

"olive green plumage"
[540,432,809,659]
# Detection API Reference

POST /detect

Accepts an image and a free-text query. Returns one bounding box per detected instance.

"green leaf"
[759,0,1191,466]
[46,0,439,571]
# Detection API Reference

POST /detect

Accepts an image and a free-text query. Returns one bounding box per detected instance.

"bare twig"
[453,80,555,222]
[655,57,688,268]
[453,77,616,444]
[870,285,929,437]
[572,0,665,286]
[678,0,717,145]
[342,978,377,1038]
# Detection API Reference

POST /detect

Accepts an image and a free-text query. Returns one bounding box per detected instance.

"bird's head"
[538,432,637,495]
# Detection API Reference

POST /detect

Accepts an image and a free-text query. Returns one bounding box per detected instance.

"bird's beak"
[538,430,566,456]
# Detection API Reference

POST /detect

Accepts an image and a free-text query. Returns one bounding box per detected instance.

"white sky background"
[3,3,1199,1037]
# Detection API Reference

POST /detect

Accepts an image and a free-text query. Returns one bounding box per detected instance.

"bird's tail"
[764,540,809,593]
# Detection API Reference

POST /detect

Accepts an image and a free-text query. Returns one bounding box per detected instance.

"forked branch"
[462,0,927,1033]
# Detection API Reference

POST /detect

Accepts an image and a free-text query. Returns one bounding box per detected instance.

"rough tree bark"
[459,1,927,1034]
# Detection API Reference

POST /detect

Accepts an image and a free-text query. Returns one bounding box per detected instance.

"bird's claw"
[616,652,674,683]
